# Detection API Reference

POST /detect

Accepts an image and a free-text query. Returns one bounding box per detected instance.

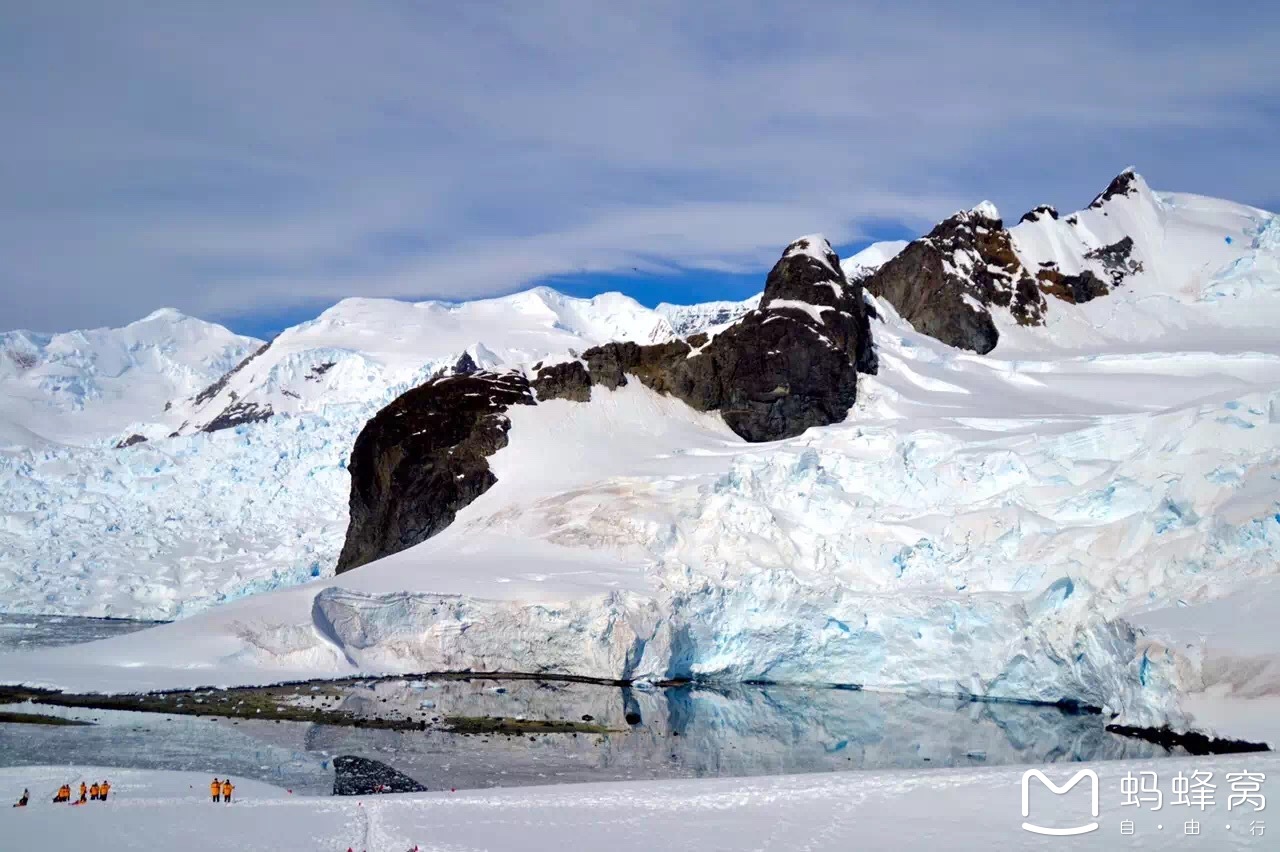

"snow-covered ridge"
[656,296,760,337]
[166,287,680,437]
[0,309,260,446]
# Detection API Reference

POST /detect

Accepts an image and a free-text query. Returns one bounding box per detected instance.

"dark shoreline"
[1,672,1269,754]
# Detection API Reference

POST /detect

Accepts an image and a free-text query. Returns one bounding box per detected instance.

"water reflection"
[0,677,1179,794]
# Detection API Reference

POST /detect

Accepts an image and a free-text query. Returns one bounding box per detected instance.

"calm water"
[0,617,1184,794]
[0,613,164,651]
[0,677,1183,795]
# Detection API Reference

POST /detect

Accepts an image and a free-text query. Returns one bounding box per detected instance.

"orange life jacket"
[221,781,233,796]
[90,784,100,797]
[101,782,110,795]
[211,780,220,795]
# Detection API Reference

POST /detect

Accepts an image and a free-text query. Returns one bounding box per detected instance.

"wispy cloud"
[3,1,1278,330]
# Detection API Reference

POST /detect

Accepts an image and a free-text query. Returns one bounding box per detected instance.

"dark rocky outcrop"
[1084,236,1143,286]
[531,359,592,402]
[1088,168,1140,209]
[864,206,1045,354]
[336,371,534,572]
[1019,204,1059,224]
[115,433,148,449]
[577,236,872,441]
[305,360,336,381]
[192,342,270,406]
[1033,236,1143,304]
[336,237,876,570]
[202,401,273,433]
[1034,267,1111,305]
[431,351,480,381]
[864,172,1151,353]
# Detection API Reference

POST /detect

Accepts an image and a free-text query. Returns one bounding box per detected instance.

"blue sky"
[3,2,1279,334]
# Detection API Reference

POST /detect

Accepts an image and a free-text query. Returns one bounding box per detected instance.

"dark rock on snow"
[1019,204,1059,224]
[337,237,877,569]
[192,342,270,406]
[580,236,873,441]
[201,401,274,433]
[1088,168,1140,209]
[336,371,535,573]
[864,205,1045,354]
[531,359,592,402]
[115,433,148,449]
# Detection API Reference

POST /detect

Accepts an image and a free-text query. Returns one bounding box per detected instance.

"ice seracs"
[0,309,260,446]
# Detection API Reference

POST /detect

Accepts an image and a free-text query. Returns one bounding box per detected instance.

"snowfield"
[4,755,1277,850]
[2,175,1279,741]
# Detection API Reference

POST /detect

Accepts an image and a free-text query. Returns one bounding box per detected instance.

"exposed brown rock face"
[864,207,1045,354]
[335,371,534,573]
[865,172,1149,353]
[578,236,872,441]
[530,360,592,402]
[1088,168,1140,209]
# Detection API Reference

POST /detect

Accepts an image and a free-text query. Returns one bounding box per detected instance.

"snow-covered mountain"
[656,296,759,337]
[3,169,1279,744]
[0,288,739,618]
[166,288,680,437]
[0,309,261,447]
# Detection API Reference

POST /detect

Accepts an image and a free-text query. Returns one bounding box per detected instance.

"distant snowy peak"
[0,310,260,446]
[657,296,760,337]
[866,168,1276,353]
[166,288,681,436]
[843,240,910,281]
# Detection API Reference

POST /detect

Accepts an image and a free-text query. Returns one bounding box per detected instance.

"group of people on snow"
[13,777,239,808]
[210,777,235,803]
[47,780,111,805]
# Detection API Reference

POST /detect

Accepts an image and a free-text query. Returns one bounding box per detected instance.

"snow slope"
[1002,173,1278,352]
[0,289,737,618]
[4,754,1276,851]
[0,309,260,446]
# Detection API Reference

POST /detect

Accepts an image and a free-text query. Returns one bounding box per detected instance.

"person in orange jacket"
[210,778,221,803]
[89,782,99,801]
[220,778,234,804]
[77,782,87,804]
[54,784,70,803]
[99,780,110,802]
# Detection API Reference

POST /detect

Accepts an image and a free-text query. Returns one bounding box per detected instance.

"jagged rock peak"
[865,204,1046,354]
[765,234,850,307]
[1088,167,1142,209]
[1020,204,1059,224]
